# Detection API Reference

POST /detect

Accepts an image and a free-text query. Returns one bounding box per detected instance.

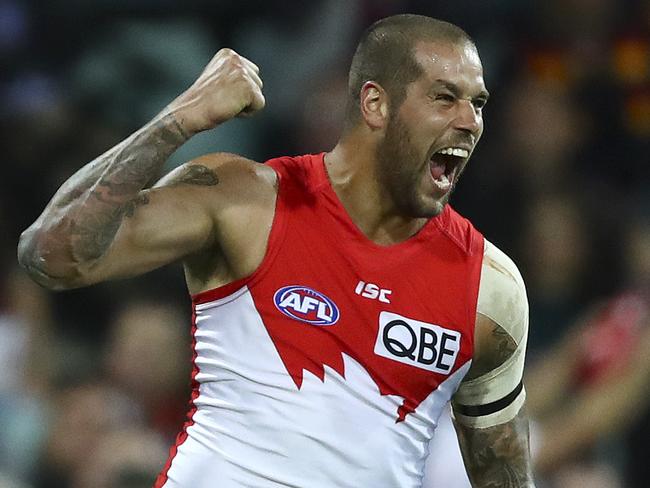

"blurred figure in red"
[527,219,650,486]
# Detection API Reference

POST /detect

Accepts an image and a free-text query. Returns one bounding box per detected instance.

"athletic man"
[18,14,534,488]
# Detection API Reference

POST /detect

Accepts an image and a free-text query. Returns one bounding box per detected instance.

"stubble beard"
[376,114,451,218]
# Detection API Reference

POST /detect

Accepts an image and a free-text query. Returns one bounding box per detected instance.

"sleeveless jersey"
[155,153,485,488]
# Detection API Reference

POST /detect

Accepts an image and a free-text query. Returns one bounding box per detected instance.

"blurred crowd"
[1,0,648,487]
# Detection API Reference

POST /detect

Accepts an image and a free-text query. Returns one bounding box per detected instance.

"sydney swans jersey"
[155,154,484,488]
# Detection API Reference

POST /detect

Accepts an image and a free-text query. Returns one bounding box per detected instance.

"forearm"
[455,408,535,488]
[18,48,265,288]
[18,110,191,284]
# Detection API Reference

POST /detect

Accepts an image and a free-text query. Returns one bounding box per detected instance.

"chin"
[429,201,447,217]
[423,200,447,218]
[405,195,448,219]
[421,189,451,217]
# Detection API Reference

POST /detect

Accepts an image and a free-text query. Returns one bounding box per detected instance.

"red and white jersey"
[155,153,484,488]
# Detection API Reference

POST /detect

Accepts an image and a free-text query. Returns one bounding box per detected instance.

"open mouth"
[429,147,469,193]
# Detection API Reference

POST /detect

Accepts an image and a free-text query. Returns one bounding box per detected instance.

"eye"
[473,98,488,110]
[435,93,456,103]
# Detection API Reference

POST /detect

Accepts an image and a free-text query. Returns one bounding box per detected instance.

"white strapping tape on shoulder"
[451,240,529,428]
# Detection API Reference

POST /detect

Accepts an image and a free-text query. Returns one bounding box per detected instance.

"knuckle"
[227,54,242,65]
[218,48,242,66]
[248,77,261,93]
[233,65,253,85]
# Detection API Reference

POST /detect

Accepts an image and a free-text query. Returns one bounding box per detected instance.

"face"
[376,40,488,217]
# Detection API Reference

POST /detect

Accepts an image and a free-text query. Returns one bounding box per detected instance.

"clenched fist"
[168,48,265,134]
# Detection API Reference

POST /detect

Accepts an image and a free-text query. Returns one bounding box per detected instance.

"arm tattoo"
[169,165,219,186]
[467,320,518,379]
[67,193,152,261]
[455,408,535,487]
[492,322,517,364]
[38,113,190,263]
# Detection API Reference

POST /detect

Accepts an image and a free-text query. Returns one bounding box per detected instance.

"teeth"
[436,147,469,158]
[433,173,451,190]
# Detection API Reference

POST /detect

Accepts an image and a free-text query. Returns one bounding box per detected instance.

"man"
[18,14,534,488]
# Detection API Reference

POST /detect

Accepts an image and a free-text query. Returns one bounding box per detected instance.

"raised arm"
[451,240,535,487]
[17,49,265,290]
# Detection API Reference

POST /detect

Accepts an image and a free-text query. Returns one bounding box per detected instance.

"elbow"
[17,227,80,291]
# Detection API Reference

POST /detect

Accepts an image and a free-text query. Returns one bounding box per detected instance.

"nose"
[453,99,482,136]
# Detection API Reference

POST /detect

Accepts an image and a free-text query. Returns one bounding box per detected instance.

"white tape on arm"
[452,240,529,428]
[452,342,527,428]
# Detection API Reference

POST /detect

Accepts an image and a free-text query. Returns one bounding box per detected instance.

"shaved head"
[345,14,475,127]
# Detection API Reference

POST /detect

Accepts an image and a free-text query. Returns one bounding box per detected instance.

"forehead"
[412,40,486,92]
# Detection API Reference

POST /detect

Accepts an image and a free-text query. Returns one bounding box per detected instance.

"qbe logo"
[273,285,340,326]
[374,312,461,374]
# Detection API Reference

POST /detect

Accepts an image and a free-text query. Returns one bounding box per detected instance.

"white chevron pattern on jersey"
[162,286,470,488]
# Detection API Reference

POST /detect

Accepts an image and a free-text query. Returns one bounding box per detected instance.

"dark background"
[1,1,648,487]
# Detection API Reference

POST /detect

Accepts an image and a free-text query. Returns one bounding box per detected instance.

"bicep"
[451,317,534,486]
[72,184,216,286]
[69,154,274,287]
[453,240,529,427]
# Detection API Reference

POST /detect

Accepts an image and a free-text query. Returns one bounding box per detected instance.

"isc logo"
[374,311,460,374]
[273,286,340,326]
[354,280,392,303]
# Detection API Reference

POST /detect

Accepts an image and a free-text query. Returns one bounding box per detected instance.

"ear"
[359,81,389,129]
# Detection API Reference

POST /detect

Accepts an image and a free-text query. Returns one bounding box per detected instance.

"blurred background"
[0,0,648,487]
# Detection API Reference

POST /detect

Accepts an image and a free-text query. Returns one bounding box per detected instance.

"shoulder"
[481,239,526,290]
[167,154,280,292]
[436,206,484,257]
[155,152,278,199]
[454,240,529,414]
[477,239,528,343]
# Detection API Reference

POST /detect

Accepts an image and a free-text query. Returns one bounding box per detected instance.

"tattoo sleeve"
[454,408,535,488]
[18,112,192,281]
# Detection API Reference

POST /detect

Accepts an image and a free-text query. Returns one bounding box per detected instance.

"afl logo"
[273,285,340,326]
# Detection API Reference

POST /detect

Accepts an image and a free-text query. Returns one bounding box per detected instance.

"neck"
[324,134,427,246]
